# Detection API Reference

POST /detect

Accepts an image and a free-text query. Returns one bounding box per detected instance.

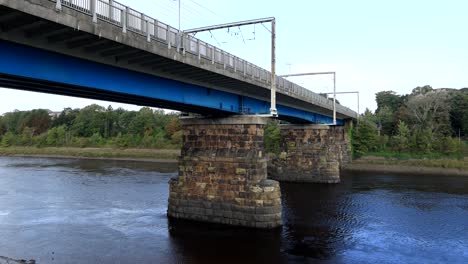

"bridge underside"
[0,39,343,124]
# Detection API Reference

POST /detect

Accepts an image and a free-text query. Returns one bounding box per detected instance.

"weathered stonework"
[168,116,282,228]
[269,124,351,183]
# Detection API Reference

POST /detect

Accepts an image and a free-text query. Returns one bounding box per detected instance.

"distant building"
[47,110,61,119]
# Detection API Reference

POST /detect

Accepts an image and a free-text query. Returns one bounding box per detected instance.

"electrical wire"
[260,23,271,33]
[209,30,221,46]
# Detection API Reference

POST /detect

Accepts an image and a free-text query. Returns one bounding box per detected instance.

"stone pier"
[168,116,282,229]
[269,124,351,183]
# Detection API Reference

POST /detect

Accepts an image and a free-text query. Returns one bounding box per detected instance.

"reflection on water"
[0,157,467,263]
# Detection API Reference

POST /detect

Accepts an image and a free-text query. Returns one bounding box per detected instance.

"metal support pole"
[55,0,62,11]
[357,92,360,117]
[184,17,276,116]
[178,0,181,32]
[270,17,277,116]
[91,0,97,23]
[333,72,336,125]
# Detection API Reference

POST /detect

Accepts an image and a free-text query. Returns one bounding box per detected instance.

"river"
[0,157,467,263]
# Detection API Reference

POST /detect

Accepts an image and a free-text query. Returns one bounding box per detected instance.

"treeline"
[0,104,182,149]
[353,86,468,158]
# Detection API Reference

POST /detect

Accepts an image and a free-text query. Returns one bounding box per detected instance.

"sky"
[1,0,467,115]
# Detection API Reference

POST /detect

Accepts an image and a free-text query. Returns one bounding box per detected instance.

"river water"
[0,157,467,264]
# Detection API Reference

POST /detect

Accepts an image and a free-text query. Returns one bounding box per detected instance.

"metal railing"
[51,0,356,118]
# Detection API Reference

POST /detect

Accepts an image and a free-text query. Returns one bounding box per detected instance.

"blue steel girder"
[0,40,343,125]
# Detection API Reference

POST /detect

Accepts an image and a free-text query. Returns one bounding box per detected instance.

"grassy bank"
[0,146,180,161]
[353,155,468,170]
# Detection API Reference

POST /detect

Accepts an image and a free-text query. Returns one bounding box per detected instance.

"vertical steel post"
[55,0,62,11]
[178,0,181,31]
[333,72,336,125]
[357,92,360,118]
[91,0,97,23]
[270,18,277,116]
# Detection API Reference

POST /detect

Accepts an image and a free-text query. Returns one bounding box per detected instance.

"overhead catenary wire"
[208,30,221,46]
[260,23,271,33]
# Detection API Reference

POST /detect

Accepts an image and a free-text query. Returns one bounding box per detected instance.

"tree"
[449,90,468,137]
[72,104,106,137]
[0,116,6,136]
[375,91,403,113]
[411,85,433,96]
[129,107,156,136]
[391,121,410,152]
[53,107,80,128]
[165,117,181,138]
[24,109,51,135]
[375,106,396,136]
[404,89,451,136]
[20,127,34,146]
[352,118,378,157]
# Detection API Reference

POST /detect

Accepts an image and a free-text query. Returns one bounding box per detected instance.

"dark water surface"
[0,157,467,263]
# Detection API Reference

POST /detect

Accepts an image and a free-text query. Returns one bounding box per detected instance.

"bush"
[264,121,280,154]
[1,132,16,147]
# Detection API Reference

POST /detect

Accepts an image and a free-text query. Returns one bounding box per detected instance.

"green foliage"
[449,90,468,137]
[264,120,280,155]
[0,116,6,136]
[20,127,34,146]
[391,120,410,153]
[0,105,182,150]
[46,125,66,147]
[1,132,17,147]
[170,130,183,146]
[352,119,378,158]
[375,106,396,136]
[375,91,403,113]
[411,85,433,96]
[351,87,467,159]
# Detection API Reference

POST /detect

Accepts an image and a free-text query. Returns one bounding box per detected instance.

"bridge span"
[0,0,355,229]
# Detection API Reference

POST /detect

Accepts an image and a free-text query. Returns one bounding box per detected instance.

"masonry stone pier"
[269,123,351,183]
[168,116,282,228]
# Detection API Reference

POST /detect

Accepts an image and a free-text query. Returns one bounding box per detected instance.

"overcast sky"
[1,0,466,114]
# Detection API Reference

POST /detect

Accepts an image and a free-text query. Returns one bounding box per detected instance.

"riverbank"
[0,147,179,163]
[343,155,468,176]
[1,147,468,176]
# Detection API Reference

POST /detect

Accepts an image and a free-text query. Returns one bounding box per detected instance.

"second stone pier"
[269,124,351,183]
[168,115,282,228]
